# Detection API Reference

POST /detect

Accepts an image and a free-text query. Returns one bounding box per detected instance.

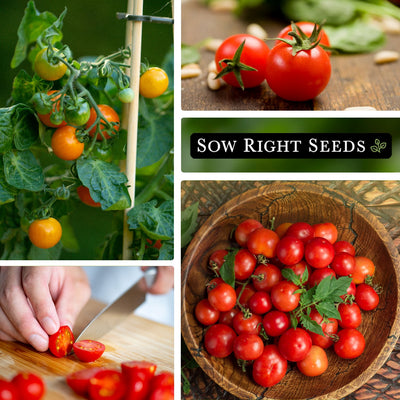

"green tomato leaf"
[282,268,301,286]
[0,159,17,205]
[3,150,44,191]
[12,70,49,105]
[300,313,325,336]
[13,106,39,151]
[158,239,173,260]
[315,301,341,320]
[219,250,237,288]
[181,201,199,248]
[76,158,131,211]
[28,241,62,260]
[11,0,58,68]
[0,106,18,154]
[313,275,352,304]
[127,199,173,241]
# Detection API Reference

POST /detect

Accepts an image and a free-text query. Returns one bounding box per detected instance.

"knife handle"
[143,266,157,288]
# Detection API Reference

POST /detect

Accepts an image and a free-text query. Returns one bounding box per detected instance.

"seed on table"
[374,50,399,64]
[246,23,268,41]
[208,60,218,73]
[204,38,224,52]
[181,63,202,79]
[207,72,224,90]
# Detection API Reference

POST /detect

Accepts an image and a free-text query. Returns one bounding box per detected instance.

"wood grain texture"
[181,0,400,111]
[181,182,400,400]
[0,299,174,399]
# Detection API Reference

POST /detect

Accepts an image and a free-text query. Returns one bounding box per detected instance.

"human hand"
[140,266,174,294]
[0,266,90,352]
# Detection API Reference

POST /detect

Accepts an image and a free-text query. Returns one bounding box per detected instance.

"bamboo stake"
[122,0,144,260]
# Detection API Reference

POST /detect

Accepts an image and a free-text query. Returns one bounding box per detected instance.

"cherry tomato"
[0,379,18,400]
[234,249,256,280]
[233,333,264,361]
[235,284,256,308]
[313,222,338,244]
[215,34,270,88]
[331,252,355,276]
[218,308,239,327]
[195,299,220,326]
[204,324,236,358]
[278,328,312,362]
[28,217,62,249]
[37,90,67,128]
[247,228,279,258]
[341,281,357,301]
[307,309,338,349]
[73,340,106,362]
[270,281,300,312]
[305,237,335,269]
[285,222,315,243]
[64,97,91,126]
[77,185,101,207]
[248,291,272,315]
[206,277,224,294]
[86,105,120,140]
[12,372,45,400]
[208,282,236,312]
[208,249,228,272]
[139,67,169,98]
[233,311,262,335]
[334,328,365,359]
[308,267,336,287]
[275,222,292,238]
[276,236,304,266]
[252,344,287,387]
[121,361,157,400]
[252,264,282,292]
[338,303,362,329]
[235,219,263,247]
[297,345,328,377]
[88,369,126,400]
[333,240,355,256]
[51,125,84,161]
[262,310,290,337]
[118,88,134,103]
[66,368,104,396]
[266,41,331,101]
[49,325,75,357]
[34,47,67,81]
[355,283,379,311]
[148,372,174,400]
[353,256,375,284]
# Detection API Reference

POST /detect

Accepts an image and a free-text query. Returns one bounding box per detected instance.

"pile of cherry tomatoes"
[195,219,380,387]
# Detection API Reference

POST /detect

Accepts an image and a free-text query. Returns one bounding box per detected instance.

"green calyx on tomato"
[215,40,257,90]
[64,97,91,126]
[49,111,65,126]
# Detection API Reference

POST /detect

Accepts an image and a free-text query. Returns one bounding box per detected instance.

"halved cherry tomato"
[88,370,126,400]
[12,372,45,400]
[86,105,120,140]
[121,361,157,400]
[73,340,105,362]
[0,379,18,400]
[49,325,75,358]
[66,368,104,396]
[148,372,174,400]
[77,185,101,207]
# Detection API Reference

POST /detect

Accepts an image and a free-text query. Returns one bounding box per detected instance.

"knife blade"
[75,267,157,341]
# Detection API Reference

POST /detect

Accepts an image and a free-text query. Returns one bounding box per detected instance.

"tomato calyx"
[215,40,257,90]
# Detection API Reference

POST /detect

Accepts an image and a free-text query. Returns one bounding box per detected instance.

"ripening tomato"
[353,256,375,284]
[51,125,84,160]
[73,340,105,362]
[86,104,120,140]
[235,219,263,247]
[204,324,236,358]
[270,281,300,312]
[275,222,292,238]
[12,372,45,400]
[139,67,169,98]
[34,47,67,81]
[77,185,101,207]
[195,299,220,326]
[208,282,236,312]
[278,328,312,362]
[297,345,328,377]
[355,283,379,311]
[233,333,264,361]
[334,328,365,359]
[247,228,279,258]
[49,325,75,357]
[252,264,282,292]
[28,217,62,249]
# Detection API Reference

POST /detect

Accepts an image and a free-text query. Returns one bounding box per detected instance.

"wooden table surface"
[181,180,400,400]
[0,298,174,399]
[181,0,400,111]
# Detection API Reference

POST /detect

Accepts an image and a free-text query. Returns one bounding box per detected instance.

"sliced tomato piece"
[148,372,174,400]
[11,372,45,400]
[121,361,157,400]
[88,370,126,400]
[66,368,104,396]
[0,379,19,400]
[48,325,75,357]
[73,340,105,362]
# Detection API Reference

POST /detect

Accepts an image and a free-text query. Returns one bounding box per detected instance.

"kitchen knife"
[75,267,157,341]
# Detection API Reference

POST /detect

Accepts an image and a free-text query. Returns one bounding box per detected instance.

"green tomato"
[31,92,52,114]
[50,111,65,126]
[91,145,113,162]
[34,47,68,81]
[118,88,134,103]
[64,98,91,126]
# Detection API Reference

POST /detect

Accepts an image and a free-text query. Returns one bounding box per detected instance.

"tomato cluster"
[66,361,174,400]
[195,219,380,387]
[0,372,45,400]
[215,22,331,100]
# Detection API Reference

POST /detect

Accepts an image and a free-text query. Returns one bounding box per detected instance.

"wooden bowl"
[181,182,400,400]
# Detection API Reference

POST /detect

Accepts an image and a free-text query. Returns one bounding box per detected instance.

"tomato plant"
[73,340,106,362]
[86,104,120,141]
[11,372,45,400]
[77,185,101,207]
[49,325,75,358]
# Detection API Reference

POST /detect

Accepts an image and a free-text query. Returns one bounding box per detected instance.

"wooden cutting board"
[0,299,174,399]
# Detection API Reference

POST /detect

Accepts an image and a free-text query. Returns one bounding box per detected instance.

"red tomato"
[0,379,18,400]
[234,249,256,280]
[77,186,101,207]
[252,264,282,292]
[66,368,104,396]
[49,325,75,358]
[276,236,304,266]
[247,228,279,258]
[278,328,312,362]
[275,222,292,238]
[331,252,355,277]
[338,303,362,329]
[235,219,263,247]
[121,361,157,400]
[308,267,336,287]
[195,299,220,326]
[333,240,355,256]
[353,256,375,284]
[262,310,290,337]
[218,308,239,327]
[235,284,256,308]
[88,369,126,400]
[307,309,338,349]
[266,41,331,101]
[51,125,85,161]
[297,345,328,377]
[204,324,236,358]
[73,340,106,362]
[208,282,236,312]
[148,372,174,400]
[233,333,264,361]
[12,372,45,400]
[248,291,272,315]
[341,281,357,301]
[270,281,300,312]
[215,34,270,88]
[252,344,287,387]
[208,249,228,271]
[305,237,335,269]
[285,222,315,243]
[206,277,224,294]
[334,328,365,359]
[233,311,262,335]
[355,283,379,311]
[313,222,338,244]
